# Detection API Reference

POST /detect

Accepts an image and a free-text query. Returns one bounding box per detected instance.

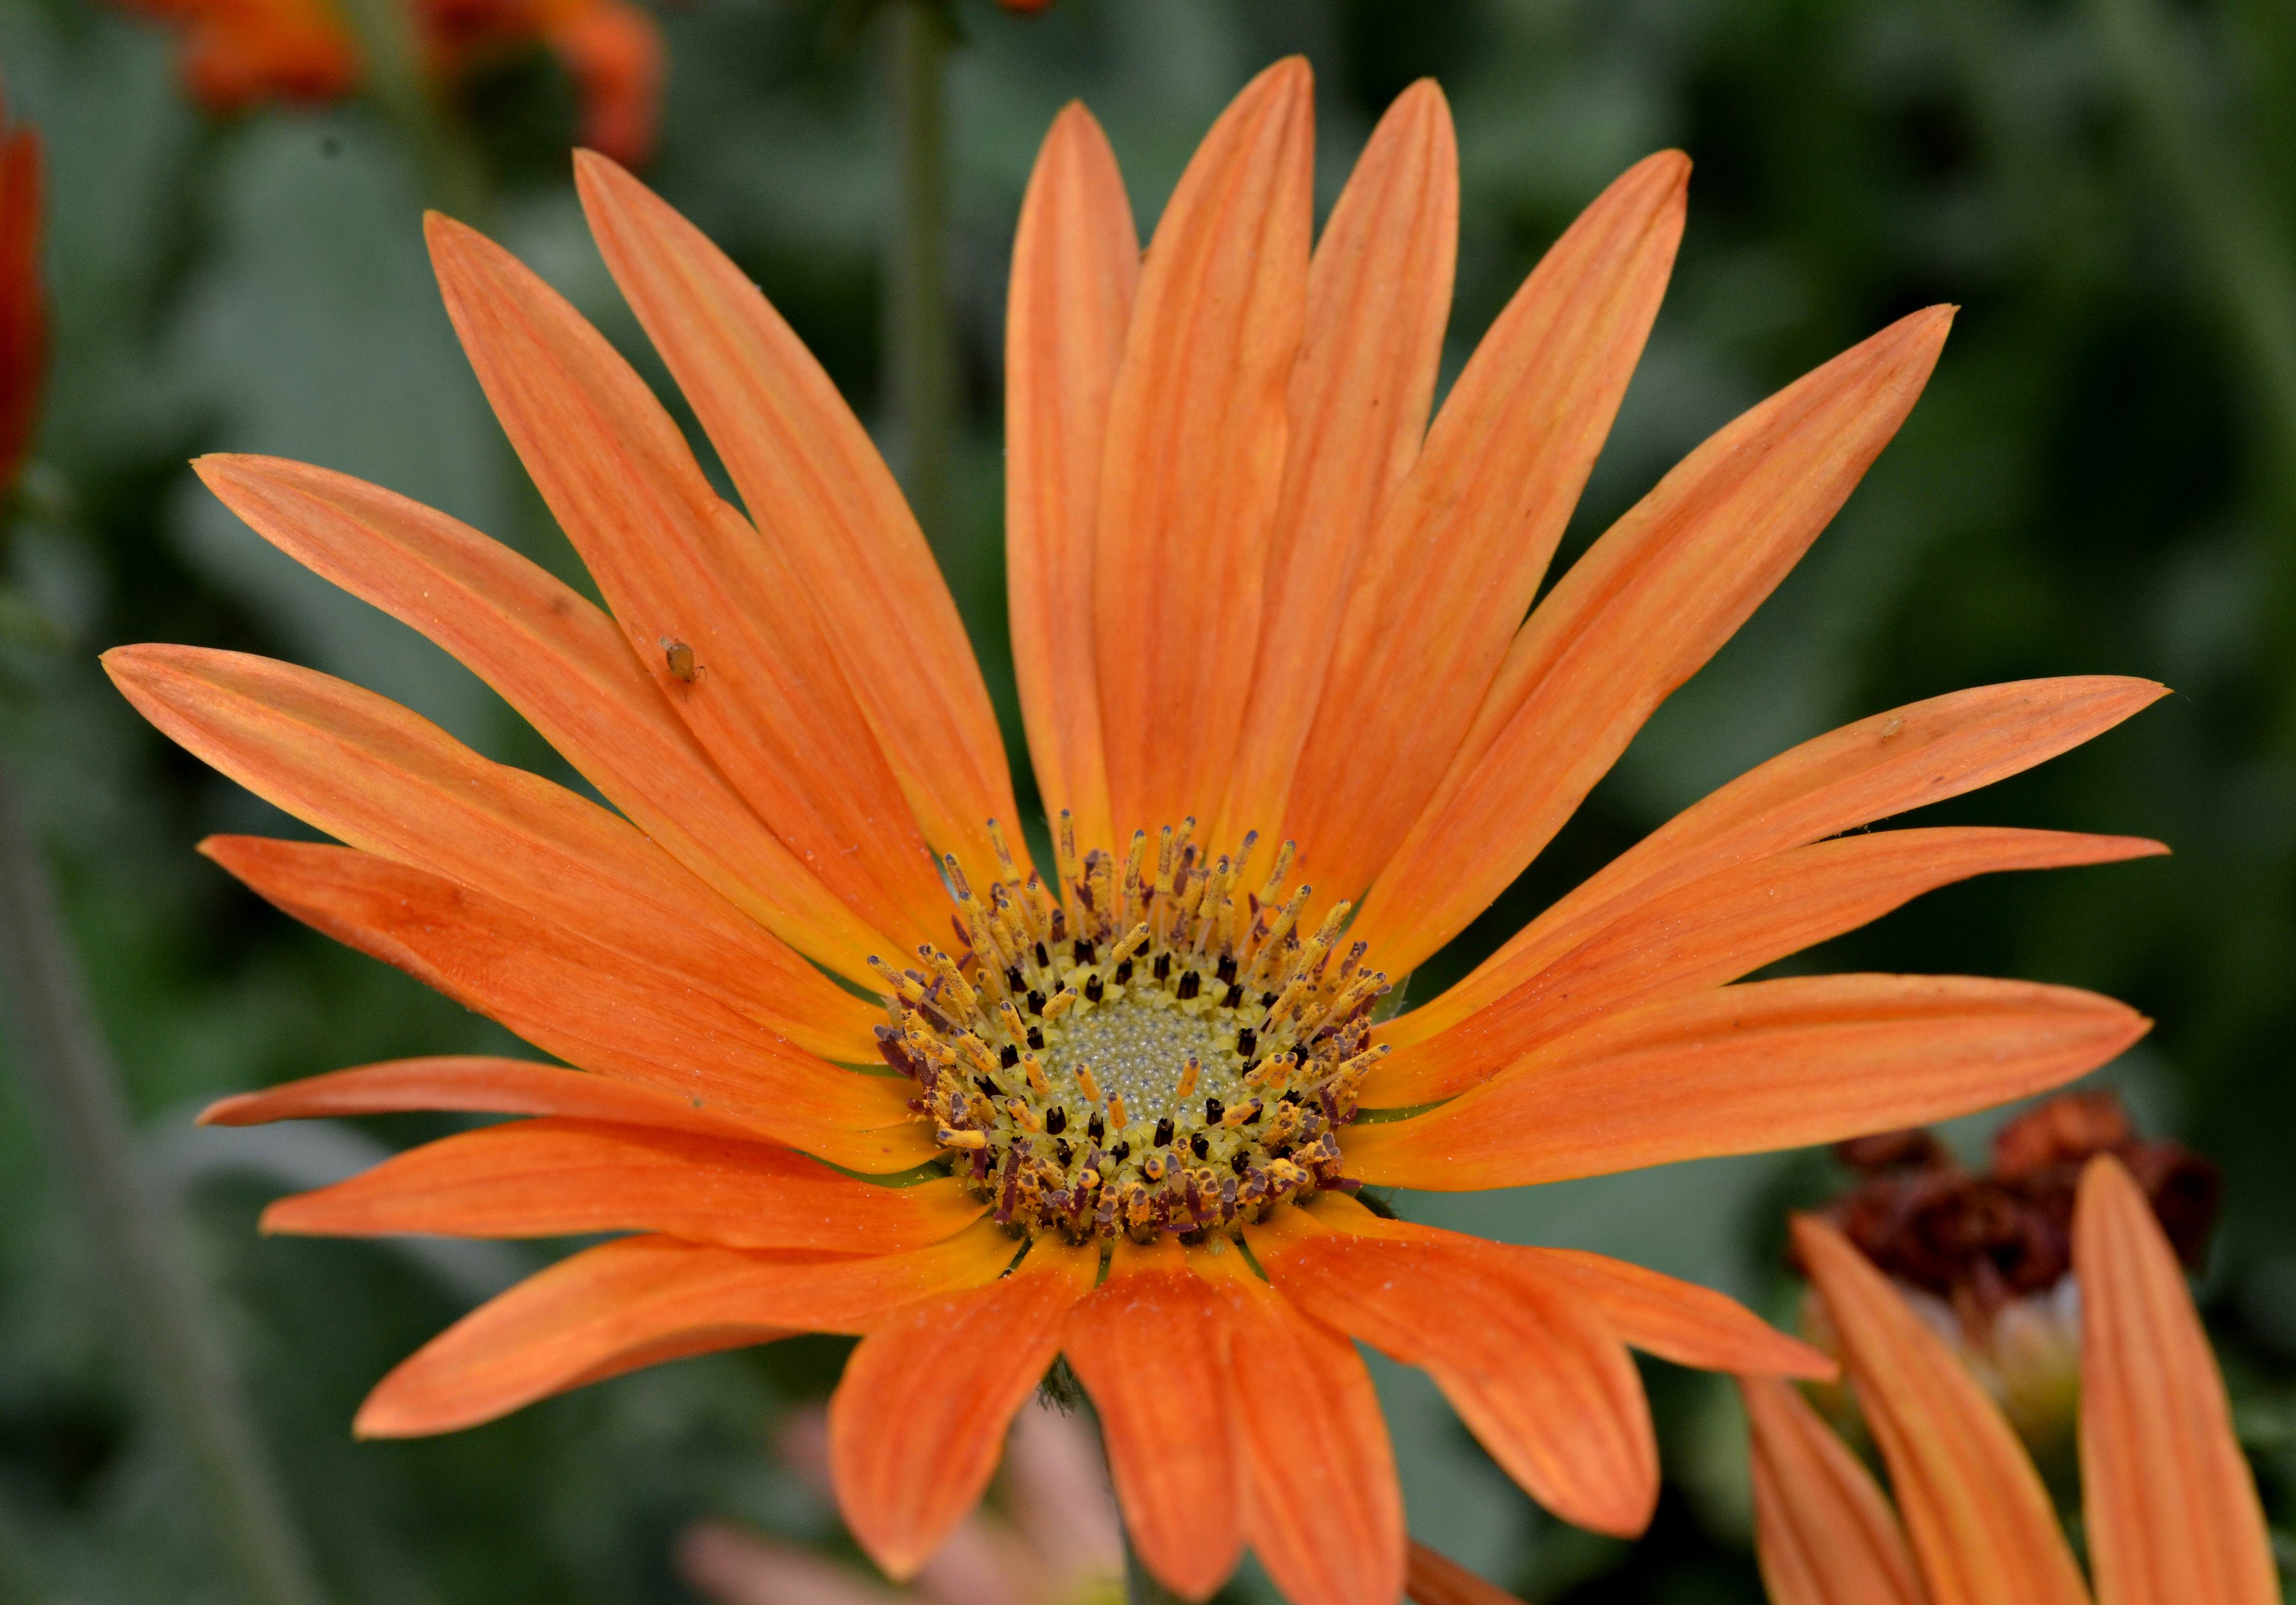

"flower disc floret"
[871,815,1391,1241]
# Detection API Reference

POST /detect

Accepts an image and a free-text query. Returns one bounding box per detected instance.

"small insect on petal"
[659,637,701,683]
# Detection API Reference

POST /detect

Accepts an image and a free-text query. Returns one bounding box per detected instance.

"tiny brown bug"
[660,637,700,683]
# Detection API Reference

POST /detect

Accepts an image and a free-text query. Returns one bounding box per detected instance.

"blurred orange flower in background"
[1745,1156,2282,1605]
[116,0,663,165]
[106,56,2178,1605]
[0,92,45,495]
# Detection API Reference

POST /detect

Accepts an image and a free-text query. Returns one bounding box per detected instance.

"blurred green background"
[2,0,2295,1599]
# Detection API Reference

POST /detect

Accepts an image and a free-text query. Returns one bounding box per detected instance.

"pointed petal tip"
[193,1093,246,1127]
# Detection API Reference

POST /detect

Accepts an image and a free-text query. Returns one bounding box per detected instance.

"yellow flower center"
[870,815,1390,1241]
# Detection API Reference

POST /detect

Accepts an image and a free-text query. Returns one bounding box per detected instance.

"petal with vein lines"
[199,1056,787,1142]
[356,1222,1020,1437]
[1093,58,1312,842]
[1282,151,1686,911]
[202,835,932,1172]
[1390,676,2168,1046]
[1343,974,2147,1191]
[1218,79,1457,849]
[1193,1247,1404,1605]
[1367,827,2163,1107]
[263,1117,982,1253]
[1064,1236,1243,1601]
[1740,1375,1930,1605]
[190,456,888,982]
[1794,1215,2089,1605]
[2075,1156,2280,1605]
[1194,1249,1405,1605]
[1004,102,1137,855]
[829,1236,1099,1578]
[106,644,876,1061]
[1357,307,1953,973]
[427,214,945,943]
[575,154,1022,878]
[1251,1200,1656,1537]
[1518,1248,1834,1379]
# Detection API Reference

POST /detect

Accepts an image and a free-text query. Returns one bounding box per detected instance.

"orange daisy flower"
[1744,1158,2280,1605]
[111,59,2166,1605]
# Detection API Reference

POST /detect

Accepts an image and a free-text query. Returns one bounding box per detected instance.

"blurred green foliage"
[1,0,2295,1599]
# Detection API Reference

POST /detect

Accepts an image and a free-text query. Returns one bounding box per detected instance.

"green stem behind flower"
[884,0,958,556]
[0,763,330,1605]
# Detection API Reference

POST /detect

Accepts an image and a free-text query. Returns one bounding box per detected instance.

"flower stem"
[0,762,329,1605]
[884,0,957,555]
[334,0,490,223]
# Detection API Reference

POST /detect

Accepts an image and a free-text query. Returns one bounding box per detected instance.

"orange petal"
[1739,1375,1930,1605]
[1250,1201,1656,1538]
[1516,1248,1835,1380]
[1217,79,1458,849]
[105,643,877,1062]
[355,1220,1022,1437]
[190,454,889,982]
[1357,307,1955,972]
[1063,1236,1244,1601]
[1343,974,2148,1191]
[426,214,946,944]
[2075,1155,2280,1605]
[262,1117,982,1254]
[1793,1215,2089,1605]
[1004,102,1137,856]
[201,835,933,1173]
[1283,151,1688,909]
[573,154,1023,880]
[1192,1246,1405,1605]
[1404,1543,1525,1605]
[1093,58,1313,842]
[201,1055,795,1142]
[1392,676,2167,1047]
[1368,827,2165,1107]
[828,1236,1099,1579]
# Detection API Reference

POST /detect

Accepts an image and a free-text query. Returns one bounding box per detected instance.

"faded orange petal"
[426,214,946,944]
[1343,974,2147,1192]
[262,1117,983,1254]
[1217,79,1457,849]
[1518,1248,1834,1380]
[200,835,932,1172]
[574,154,1024,880]
[1740,1375,1930,1605]
[104,644,877,1062]
[199,1055,791,1143]
[356,1221,1021,1437]
[828,1236,1098,1578]
[1250,1200,1657,1538]
[1391,676,2166,1047]
[2075,1155,2280,1605]
[1093,57,1313,843]
[1193,1246,1404,1605]
[1357,307,1954,974]
[1794,1215,2089,1605]
[1367,827,2164,1108]
[1005,102,1137,856]
[1063,1237,1243,1602]
[1283,150,1687,911]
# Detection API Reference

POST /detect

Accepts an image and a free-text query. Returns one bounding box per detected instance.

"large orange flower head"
[111,60,2170,1605]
